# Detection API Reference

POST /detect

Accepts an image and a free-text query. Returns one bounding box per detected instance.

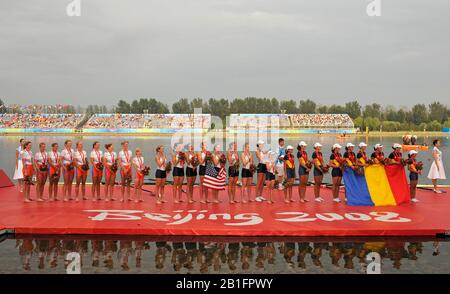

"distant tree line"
[111,97,450,131]
[2,97,449,131]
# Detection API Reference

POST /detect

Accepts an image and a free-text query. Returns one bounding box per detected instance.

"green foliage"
[427,120,442,131]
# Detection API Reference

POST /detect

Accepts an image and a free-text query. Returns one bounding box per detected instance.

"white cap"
[298,141,307,147]
[257,140,265,146]
[408,150,418,156]
[359,142,367,148]
[332,143,342,150]
[286,145,294,150]
[313,142,322,148]
[393,143,402,149]
[346,143,355,148]
[374,144,383,149]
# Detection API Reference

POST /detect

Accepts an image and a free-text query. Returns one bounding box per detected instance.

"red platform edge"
[0,184,449,237]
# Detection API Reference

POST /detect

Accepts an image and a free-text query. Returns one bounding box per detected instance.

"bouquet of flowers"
[111,163,118,173]
[320,165,330,174]
[219,153,227,165]
[205,151,213,163]
[305,161,313,169]
[178,152,186,161]
[96,162,104,171]
[400,158,408,166]
[23,175,33,184]
[142,166,150,176]
[416,161,424,171]
[39,164,48,172]
[81,162,90,171]
[67,162,74,171]
[249,163,257,174]
[191,156,200,168]
[124,174,133,184]
[367,158,375,165]
[165,161,172,172]
[50,172,59,182]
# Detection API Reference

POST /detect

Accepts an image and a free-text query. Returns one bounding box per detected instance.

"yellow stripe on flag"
[364,164,397,206]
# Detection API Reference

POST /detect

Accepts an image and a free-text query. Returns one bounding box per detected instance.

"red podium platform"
[0,184,448,236]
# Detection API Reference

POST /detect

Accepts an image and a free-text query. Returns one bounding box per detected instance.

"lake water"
[0,235,448,274]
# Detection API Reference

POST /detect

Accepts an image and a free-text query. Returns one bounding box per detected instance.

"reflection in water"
[12,237,445,273]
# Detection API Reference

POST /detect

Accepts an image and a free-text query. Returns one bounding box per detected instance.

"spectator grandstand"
[0,113,83,129]
[84,114,211,129]
[229,114,354,129]
[0,111,353,132]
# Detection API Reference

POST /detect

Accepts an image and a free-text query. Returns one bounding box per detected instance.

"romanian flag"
[344,164,410,206]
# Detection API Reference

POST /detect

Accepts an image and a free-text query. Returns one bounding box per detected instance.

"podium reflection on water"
[13,236,444,273]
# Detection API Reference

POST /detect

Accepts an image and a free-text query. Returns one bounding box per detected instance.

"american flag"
[203,163,226,190]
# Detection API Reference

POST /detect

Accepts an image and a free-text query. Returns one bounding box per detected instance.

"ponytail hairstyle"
[104,143,113,150]
[64,140,72,146]
[92,141,99,149]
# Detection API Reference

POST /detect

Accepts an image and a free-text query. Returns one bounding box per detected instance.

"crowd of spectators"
[2,104,76,114]
[0,112,354,130]
[229,114,354,129]
[0,114,83,129]
[84,114,211,129]
[290,114,354,128]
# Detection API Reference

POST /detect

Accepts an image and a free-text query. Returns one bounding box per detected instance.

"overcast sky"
[0,0,449,107]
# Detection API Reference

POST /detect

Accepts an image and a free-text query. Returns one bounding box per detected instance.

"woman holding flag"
[329,143,343,203]
[197,141,209,203]
[203,144,226,204]
[388,143,403,165]
[371,144,385,164]
[356,142,369,167]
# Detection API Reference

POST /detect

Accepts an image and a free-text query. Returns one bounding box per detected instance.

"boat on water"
[401,144,429,151]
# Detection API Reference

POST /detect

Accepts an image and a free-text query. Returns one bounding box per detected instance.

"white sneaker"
[433,189,443,194]
[333,198,341,203]
[314,198,323,203]
[278,184,284,190]
[411,198,419,203]
[259,196,266,201]
[318,197,324,201]
[255,196,264,202]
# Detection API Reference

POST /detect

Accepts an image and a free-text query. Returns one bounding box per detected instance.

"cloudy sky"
[0,0,449,107]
